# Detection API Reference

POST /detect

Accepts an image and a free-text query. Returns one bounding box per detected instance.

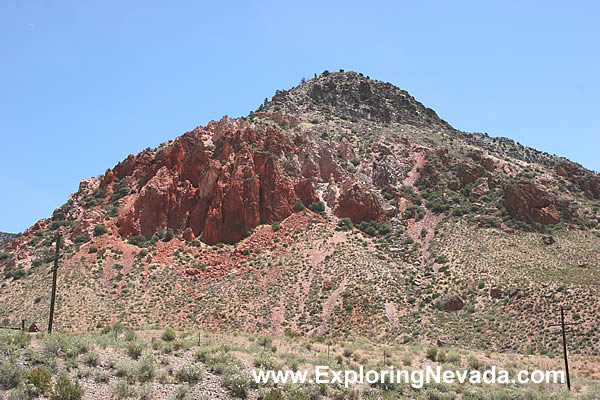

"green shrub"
[4,268,26,281]
[163,228,175,242]
[467,355,480,370]
[337,217,353,231]
[293,199,305,212]
[135,355,155,383]
[446,351,461,364]
[0,360,23,389]
[161,328,176,342]
[94,224,107,236]
[125,341,144,360]
[308,201,325,213]
[88,245,98,253]
[426,347,438,361]
[49,220,70,230]
[82,351,99,367]
[0,252,10,265]
[128,234,148,248]
[175,363,204,384]
[111,380,135,399]
[25,367,52,395]
[264,389,285,400]
[44,334,88,359]
[271,221,281,232]
[50,376,84,400]
[356,220,391,236]
[223,364,251,398]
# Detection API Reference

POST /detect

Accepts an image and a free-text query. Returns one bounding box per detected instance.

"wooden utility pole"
[48,233,61,334]
[548,306,583,391]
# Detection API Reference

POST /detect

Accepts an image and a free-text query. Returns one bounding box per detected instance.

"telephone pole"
[547,306,583,391]
[48,233,61,334]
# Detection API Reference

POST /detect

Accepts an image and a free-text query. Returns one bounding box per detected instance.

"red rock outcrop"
[554,160,600,200]
[503,182,560,225]
[469,150,495,171]
[107,117,309,244]
[334,180,387,223]
[453,162,487,189]
[294,178,319,206]
[555,160,585,178]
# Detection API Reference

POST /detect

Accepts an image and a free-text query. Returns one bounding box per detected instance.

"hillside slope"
[1,71,599,355]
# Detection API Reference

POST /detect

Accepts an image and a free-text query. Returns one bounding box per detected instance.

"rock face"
[503,182,560,225]
[555,160,600,200]
[440,292,464,311]
[333,180,387,224]
[108,117,317,244]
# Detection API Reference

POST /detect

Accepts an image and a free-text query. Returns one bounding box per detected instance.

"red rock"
[555,161,584,178]
[294,178,319,206]
[106,117,308,244]
[334,180,387,223]
[183,228,195,241]
[503,182,559,225]
[554,161,600,200]
[338,138,356,162]
[470,150,495,171]
[457,163,487,188]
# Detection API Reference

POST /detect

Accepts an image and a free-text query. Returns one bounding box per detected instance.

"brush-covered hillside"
[1,71,599,356]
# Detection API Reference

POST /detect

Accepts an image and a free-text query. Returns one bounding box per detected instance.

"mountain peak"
[261,70,452,129]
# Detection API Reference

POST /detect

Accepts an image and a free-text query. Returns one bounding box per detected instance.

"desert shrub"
[162,328,176,342]
[81,351,99,367]
[426,347,438,361]
[88,245,98,253]
[25,366,52,395]
[264,389,285,400]
[175,363,204,384]
[94,224,107,236]
[254,353,276,369]
[4,268,26,281]
[125,341,145,360]
[271,221,281,232]
[0,330,31,349]
[50,376,84,400]
[44,334,88,359]
[467,355,480,370]
[163,228,175,242]
[112,380,136,399]
[174,384,191,400]
[127,234,148,248]
[135,355,155,383]
[446,351,461,364]
[356,220,391,236]
[0,252,10,264]
[0,360,23,389]
[49,220,70,230]
[293,199,305,212]
[308,201,325,213]
[223,364,252,398]
[337,217,353,231]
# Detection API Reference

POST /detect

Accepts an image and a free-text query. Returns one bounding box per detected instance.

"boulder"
[439,292,464,311]
[503,182,560,225]
[334,180,387,224]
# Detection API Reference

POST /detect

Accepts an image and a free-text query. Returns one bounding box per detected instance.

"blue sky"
[1,1,598,233]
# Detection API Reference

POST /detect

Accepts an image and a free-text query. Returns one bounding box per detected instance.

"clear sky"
[1,1,598,233]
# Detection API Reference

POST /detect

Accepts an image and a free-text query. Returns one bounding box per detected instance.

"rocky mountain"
[0,232,17,247]
[1,71,599,355]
